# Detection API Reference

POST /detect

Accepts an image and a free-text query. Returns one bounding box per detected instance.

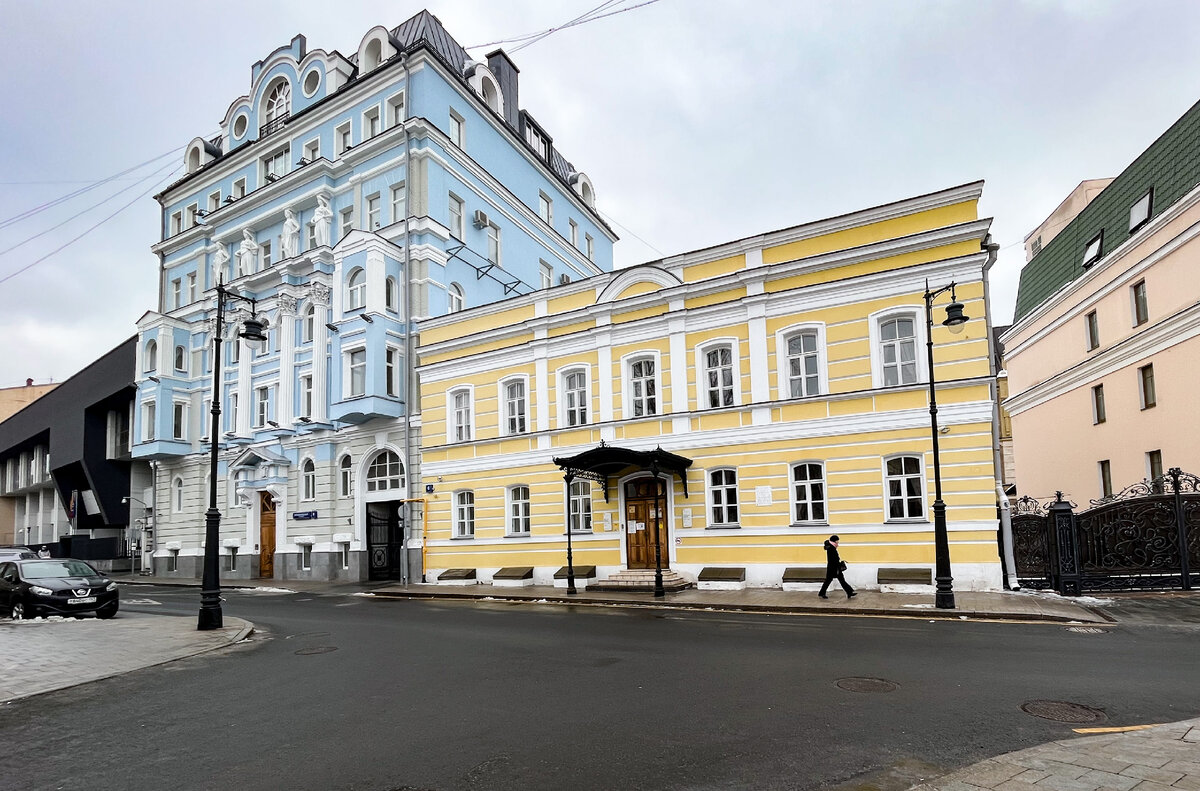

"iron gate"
[1012,468,1200,594]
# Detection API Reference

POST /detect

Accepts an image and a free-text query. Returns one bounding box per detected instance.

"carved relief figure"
[211,244,230,284]
[237,229,257,277]
[313,195,333,248]
[281,209,301,259]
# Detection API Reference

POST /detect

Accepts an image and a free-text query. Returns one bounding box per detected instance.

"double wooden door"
[259,493,276,578]
[625,478,667,570]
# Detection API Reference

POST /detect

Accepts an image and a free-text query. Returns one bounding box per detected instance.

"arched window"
[187,147,200,173]
[339,455,353,497]
[385,276,397,312]
[263,80,291,124]
[303,305,315,343]
[366,450,403,492]
[302,458,316,500]
[448,282,464,314]
[581,181,595,207]
[481,77,500,112]
[143,340,158,373]
[173,477,184,513]
[363,38,382,71]
[455,491,475,538]
[174,345,187,373]
[347,268,366,310]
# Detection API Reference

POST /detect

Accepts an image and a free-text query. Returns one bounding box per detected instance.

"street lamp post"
[563,472,577,595]
[198,279,266,631]
[923,279,969,610]
[649,461,665,598]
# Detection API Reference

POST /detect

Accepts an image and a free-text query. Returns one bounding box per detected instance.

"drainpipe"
[399,54,412,585]
[980,237,1017,589]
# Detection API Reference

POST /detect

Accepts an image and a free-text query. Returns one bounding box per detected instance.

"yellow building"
[416,183,1003,591]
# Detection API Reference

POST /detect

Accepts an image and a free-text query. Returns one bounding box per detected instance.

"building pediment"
[230,446,291,470]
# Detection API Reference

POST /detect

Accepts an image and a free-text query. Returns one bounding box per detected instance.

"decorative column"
[309,282,331,423]
[277,294,298,427]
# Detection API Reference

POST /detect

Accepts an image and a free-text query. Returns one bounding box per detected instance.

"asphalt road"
[1,587,1197,791]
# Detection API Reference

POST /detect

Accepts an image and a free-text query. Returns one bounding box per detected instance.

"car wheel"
[11,600,26,620]
[96,602,118,620]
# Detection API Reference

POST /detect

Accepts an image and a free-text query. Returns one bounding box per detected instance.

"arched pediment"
[595,265,682,304]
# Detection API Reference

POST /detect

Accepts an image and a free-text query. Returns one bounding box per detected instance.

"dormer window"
[1129,188,1152,232]
[525,125,549,161]
[263,80,291,132]
[1082,231,1103,268]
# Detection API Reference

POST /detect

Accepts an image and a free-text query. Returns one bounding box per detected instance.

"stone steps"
[591,569,692,591]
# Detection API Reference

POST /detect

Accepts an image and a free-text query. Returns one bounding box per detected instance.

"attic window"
[233,114,248,139]
[1129,188,1152,232]
[1082,231,1103,268]
[525,126,549,161]
[302,69,321,98]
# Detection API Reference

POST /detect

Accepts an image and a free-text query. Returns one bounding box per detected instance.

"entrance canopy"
[553,442,693,501]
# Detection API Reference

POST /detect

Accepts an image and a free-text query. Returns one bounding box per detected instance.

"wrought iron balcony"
[260,113,290,138]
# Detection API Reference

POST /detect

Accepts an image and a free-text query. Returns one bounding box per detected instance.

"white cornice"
[1004,300,1200,416]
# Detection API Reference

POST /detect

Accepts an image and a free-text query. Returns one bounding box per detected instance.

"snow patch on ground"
[351,592,376,597]
[236,587,298,594]
[901,603,935,609]
[1021,590,1114,606]
[10,615,85,625]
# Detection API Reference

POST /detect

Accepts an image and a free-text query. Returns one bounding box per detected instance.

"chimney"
[26,378,33,387]
[486,49,520,129]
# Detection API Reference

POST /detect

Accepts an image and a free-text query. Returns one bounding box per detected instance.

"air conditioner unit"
[558,274,571,285]
[472,209,489,229]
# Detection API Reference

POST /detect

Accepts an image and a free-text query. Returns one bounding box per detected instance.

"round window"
[233,113,248,138]
[303,69,321,97]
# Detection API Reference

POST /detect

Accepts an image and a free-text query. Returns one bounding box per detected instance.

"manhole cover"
[1020,700,1106,724]
[1065,626,1108,634]
[294,645,338,656]
[836,677,899,693]
[285,631,331,639]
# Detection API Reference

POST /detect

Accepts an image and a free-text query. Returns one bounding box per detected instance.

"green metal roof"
[1014,98,1200,321]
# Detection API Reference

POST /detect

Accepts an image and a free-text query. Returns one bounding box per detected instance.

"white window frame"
[174,344,188,374]
[362,105,381,139]
[1091,383,1106,425]
[143,402,156,442]
[538,192,553,225]
[171,400,187,441]
[867,306,927,389]
[300,374,313,418]
[499,375,529,436]
[339,207,354,240]
[448,110,464,148]
[1085,309,1100,351]
[775,322,828,399]
[390,182,406,225]
[449,385,474,442]
[694,338,742,410]
[487,222,501,265]
[506,485,531,536]
[186,203,199,229]
[568,219,578,248]
[254,386,270,427]
[207,191,221,212]
[346,347,367,398]
[1098,459,1113,499]
[585,233,594,261]
[170,211,182,236]
[302,544,314,570]
[1130,280,1148,327]
[366,450,404,492]
[447,282,464,314]
[172,476,185,514]
[339,455,353,497]
[186,272,196,304]
[539,261,553,289]
[303,305,315,343]
[302,137,320,163]
[1129,188,1152,232]
[386,91,406,127]
[385,276,398,313]
[1138,363,1157,410]
[557,365,592,428]
[365,193,381,231]
[883,454,927,522]
[232,178,246,199]
[335,121,352,156]
[454,490,475,538]
[622,351,661,419]
[448,193,464,239]
[261,147,288,182]
[171,278,182,309]
[301,458,316,501]
[260,240,272,267]
[1083,231,1104,268]
[346,267,366,311]
[385,346,401,397]
[706,467,739,527]
[143,339,158,373]
[790,461,827,524]
[567,479,592,534]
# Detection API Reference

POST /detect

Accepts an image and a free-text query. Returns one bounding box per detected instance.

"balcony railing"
[260,113,290,138]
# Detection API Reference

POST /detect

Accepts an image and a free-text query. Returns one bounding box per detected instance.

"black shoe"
[847,591,857,598]
[818,594,828,599]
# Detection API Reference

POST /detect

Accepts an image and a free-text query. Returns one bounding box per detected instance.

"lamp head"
[942,300,969,334]
[239,316,267,342]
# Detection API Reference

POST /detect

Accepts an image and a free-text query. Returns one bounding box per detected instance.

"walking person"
[819,534,856,599]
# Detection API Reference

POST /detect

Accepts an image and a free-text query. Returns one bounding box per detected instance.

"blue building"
[134,11,615,582]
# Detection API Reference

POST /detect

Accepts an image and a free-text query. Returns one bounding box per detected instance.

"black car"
[0,546,36,561]
[0,558,119,619]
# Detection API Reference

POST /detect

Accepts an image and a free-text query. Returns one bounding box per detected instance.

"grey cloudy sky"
[2,0,1199,386]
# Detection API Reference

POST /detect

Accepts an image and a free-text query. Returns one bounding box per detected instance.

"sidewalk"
[0,611,251,703]
[107,572,1109,623]
[909,717,1200,791]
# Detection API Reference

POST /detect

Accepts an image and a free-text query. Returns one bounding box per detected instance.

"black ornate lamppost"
[649,460,665,598]
[923,280,969,610]
[198,279,267,631]
[563,471,577,595]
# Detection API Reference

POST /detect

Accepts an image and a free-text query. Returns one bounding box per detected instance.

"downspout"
[980,237,1017,589]
[399,54,413,585]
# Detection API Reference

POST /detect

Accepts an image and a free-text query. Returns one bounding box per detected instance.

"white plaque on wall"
[755,486,773,506]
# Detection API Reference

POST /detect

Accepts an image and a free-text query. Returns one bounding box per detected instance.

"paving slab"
[0,611,251,704]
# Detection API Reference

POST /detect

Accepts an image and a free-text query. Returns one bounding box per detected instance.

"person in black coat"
[819,534,856,599]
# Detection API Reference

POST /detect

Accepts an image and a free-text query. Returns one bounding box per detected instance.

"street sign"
[292,511,318,520]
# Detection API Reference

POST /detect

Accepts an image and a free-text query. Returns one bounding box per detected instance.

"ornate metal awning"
[552,442,693,502]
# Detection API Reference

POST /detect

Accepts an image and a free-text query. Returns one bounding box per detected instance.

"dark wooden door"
[259,493,276,578]
[625,478,666,570]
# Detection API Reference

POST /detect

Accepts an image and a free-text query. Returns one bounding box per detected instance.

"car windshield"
[21,560,99,579]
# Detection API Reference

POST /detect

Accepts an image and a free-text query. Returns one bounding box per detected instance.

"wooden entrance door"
[259,493,276,578]
[624,478,667,570]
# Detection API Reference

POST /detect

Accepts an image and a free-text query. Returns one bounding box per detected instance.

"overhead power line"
[467,0,665,53]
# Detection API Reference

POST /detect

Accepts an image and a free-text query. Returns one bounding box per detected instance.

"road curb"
[366,588,1100,623]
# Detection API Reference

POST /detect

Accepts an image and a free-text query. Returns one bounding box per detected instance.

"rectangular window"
[585,233,594,261]
[340,543,350,570]
[301,544,312,570]
[1139,364,1156,409]
[569,219,578,247]
[504,379,527,434]
[1131,280,1148,326]
[1147,449,1164,482]
[629,358,657,417]
[228,339,240,365]
[885,456,924,520]
[168,550,178,572]
[336,122,352,155]
[448,194,464,239]
[487,223,501,265]
[144,403,156,441]
[786,331,820,397]
[538,193,553,225]
[1085,310,1100,351]
[792,463,826,523]
[387,92,405,127]
[390,182,406,224]
[349,350,366,397]
[262,149,287,181]
[186,203,199,229]
[508,486,531,535]
[563,370,588,426]
[172,403,186,440]
[455,491,475,538]
[207,191,221,212]
[703,346,735,408]
[170,211,182,236]
[525,125,549,160]
[255,387,269,427]
[306,222,317,251]
[448,110,464,148]
[1082,231,1103,268]
[366,193,380,230]
[260,241,272,267]
[363,106,381,139]
[339,207,354,240]
[1099,459,1113,499]
[1091,384,1106,424]
[227,393,237,432]
[880,317,917,386]
[708,469,738,526]
[300,375,313,418]
[172,279,182,309]
[302,138,320,163]
[385,348,399,397]
[1129,188,1152,232]
[186,273,196,304]
[539,261,553,289]
[223,548,238,572]
[568,480,591,533]
[452,389,472,441]
[232,178,246,199]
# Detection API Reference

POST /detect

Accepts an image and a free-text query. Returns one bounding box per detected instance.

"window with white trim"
[503,378,527,434]
[448,194,464,239]
[628,357,657,417]
[569,219,578,248]
[885,455,925,521]
[448,110,464,148]
[171,278,181,308]
[227,392,237,432]
[339,455,353,497]
[568,480,591,533]
[255,386,270,427]
[260,241,272,267]
[232,178,246,199]
[1131,280,1148,327]
[365,193,381,230]
[1082,231,1103,268]
[144,339,158,373]
[879,316,918,386]
[174,345,187,373]
[448,282,464,314]
[455,491,475,538]
[363,106,381,139]
[385,276,398,313]
[791,463,826,523]
[263,80,291,124]
[451,388,473,442]
[262,148,287,181]
[366,450,403,492]
[1085,310,1100,351]
[143,402,156,441]
[708,468,738,526]
[585,233,594,261]
[387,92,405,126]
[302,138,320,163]
[186,273,196,304]
[1139,363,1156,409]
[347,349,366,397]
[302,459,316,500]
[507,485,530,535]
[385,347,400,397]
[390,182,406,225]
[300,374,313,418]
[170,211,182,236]
[207,191,221,212]
[702,344,735,408]
[172,402,186,440]
[1129,188,1152,232]
[335,122,352,156]
[538,193,553,225]
[339,207,354,240]
[562,369,588,426]
[487,223,501,265]
[301,544,312,570]
[785,331,820,397]
[540,261,553,289]
[303,305,315,343]
[173,477,184,513]
[346,268,366,310]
